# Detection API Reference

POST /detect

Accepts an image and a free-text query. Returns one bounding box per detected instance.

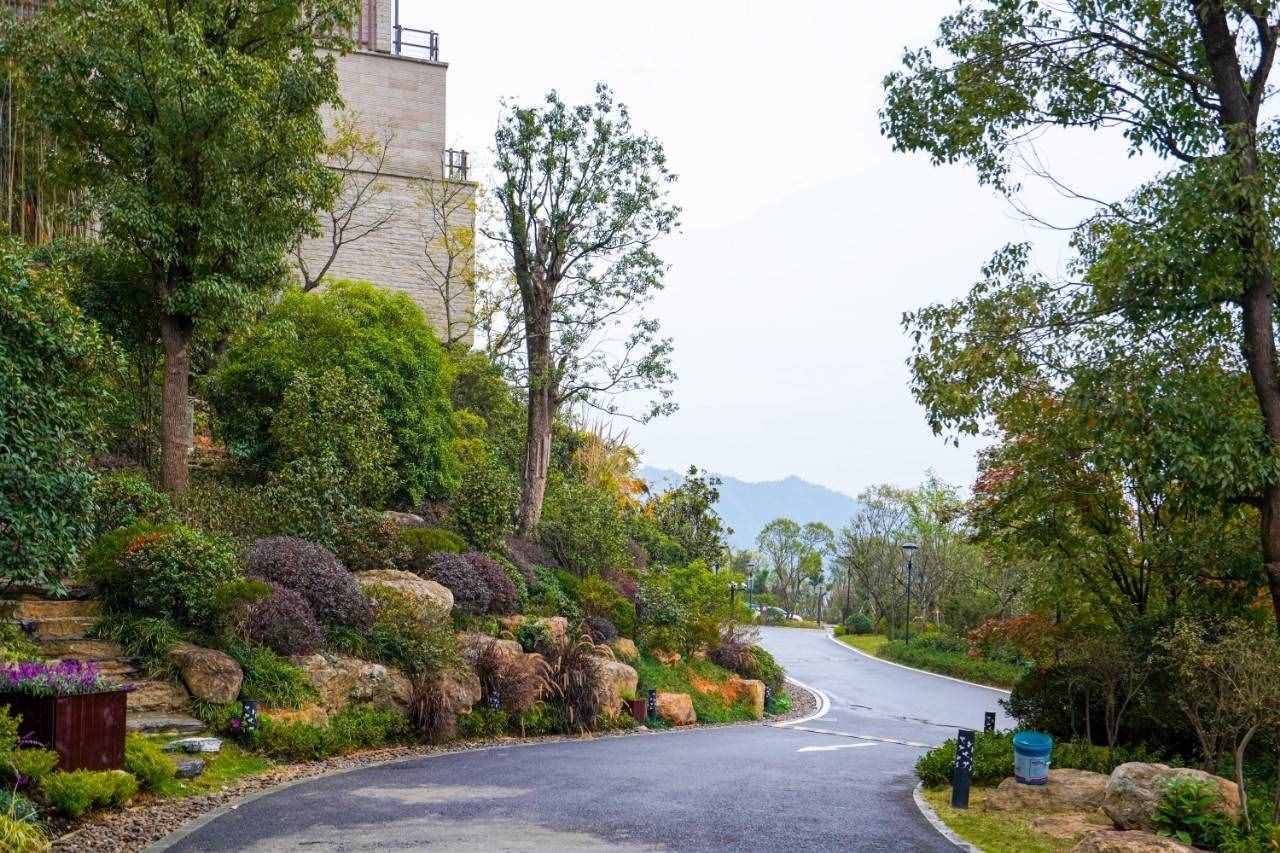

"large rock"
[591,657,639,712]
[656,691,696,726]
[1071,829,1195,852]
[611,637,639,662]
[382,510,427,528]
[726,678,766,719]
[441,669,482,715]
[1102,763,1240,831]
[168,643,242,703]
[291,652,413,713]
[355,570,453,614]
[984,769,1110,814]
[459,633,524,666]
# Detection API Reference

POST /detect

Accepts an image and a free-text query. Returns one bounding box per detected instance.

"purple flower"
[0,660,109,697]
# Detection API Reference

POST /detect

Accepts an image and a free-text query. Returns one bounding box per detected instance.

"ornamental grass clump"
[245,536,373,631]
[0,660,109,696]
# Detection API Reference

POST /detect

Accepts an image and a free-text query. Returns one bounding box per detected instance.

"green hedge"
[915,731,1171,787]
[879,635,1028,689]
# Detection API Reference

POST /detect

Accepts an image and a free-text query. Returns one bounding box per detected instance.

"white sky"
[407,0,1162,498]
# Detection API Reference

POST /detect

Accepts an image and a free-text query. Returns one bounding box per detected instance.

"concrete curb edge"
[913,781,983,852]
[826,630,1012,695]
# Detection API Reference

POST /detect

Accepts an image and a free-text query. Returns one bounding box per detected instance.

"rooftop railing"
[444,149,469,181]
[393,24,439,61]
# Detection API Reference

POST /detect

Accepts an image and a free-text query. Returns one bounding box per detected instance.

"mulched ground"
[51,685,820,853]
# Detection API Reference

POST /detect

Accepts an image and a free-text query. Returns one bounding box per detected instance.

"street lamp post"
[901,543,918,643]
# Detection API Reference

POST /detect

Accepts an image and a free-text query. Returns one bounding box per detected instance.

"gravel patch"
[775,680,817,722]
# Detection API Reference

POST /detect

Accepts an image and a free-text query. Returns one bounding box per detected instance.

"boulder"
[164,737,222,754]
[382,510,428,528]
[459,633,524,666]
[727,678,766,719]
[591,657,639,712]
[355,570,453,614]
[1029,813,1109,842]
[175,759,205,780]
[656,691,696,726]
[290,652,414,713]
[984,769,1110,814]
[262,705,329,726]
[1102,763,1240,831]
[168,643,243,704]
[441,669,482,715]
[1071,829,1195,852]
[611,637,639,662]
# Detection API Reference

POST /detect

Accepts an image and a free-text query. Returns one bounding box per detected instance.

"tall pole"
[905,553,913,643]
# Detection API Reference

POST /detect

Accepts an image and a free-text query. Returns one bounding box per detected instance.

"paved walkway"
[155,628,1007,851]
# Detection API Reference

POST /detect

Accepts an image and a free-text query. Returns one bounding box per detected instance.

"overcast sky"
[407,1,1161,499]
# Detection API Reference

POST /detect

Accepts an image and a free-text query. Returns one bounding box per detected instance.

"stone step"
[69,658,144,680]
[0,598,101,620]
[36,638,125,660]
[15,616,97,641]
[126,713,206,735]
[125,680,191,715]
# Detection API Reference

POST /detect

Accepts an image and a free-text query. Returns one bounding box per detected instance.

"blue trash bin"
[1012,731,1052,785]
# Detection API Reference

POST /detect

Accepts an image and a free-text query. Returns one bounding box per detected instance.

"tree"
[416,170,478,347]
[836,486,913,627]
[293,111,395,292]
[649,466,733,568]
[19,0,353,494]
[757,519,832,617]
[491,84,681,535]
[883,1,1280,630]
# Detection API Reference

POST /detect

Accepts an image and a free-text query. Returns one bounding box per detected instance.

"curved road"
[155,629,1009,852]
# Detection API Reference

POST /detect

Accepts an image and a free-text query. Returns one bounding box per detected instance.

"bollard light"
[984,711,996,734]
[951,728,975,809]
[647,688,657,723]
[241,700,259,734]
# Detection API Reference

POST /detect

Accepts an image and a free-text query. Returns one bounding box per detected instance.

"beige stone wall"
[295,19,475,344]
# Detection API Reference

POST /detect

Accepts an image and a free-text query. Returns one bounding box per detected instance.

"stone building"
[294,0,476,344]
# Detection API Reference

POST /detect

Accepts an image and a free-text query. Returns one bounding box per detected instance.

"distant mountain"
[639,466,862,549]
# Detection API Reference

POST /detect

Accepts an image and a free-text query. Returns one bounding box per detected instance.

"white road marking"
[786,726,930,749]
[797,743,878,753]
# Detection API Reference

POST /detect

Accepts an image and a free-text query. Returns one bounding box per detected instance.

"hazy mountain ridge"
[640,465,862,549]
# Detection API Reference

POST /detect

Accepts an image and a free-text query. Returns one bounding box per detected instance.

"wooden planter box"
[0,690,127,771]
[628,698,647,724]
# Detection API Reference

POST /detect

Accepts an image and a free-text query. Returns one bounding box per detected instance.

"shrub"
[544,633,609,733]
[245,536,372,631]
[225,644,317,708]
[124,734,176,793]
[43,768,138,817]
[335,510,409,572]
[879,633,1027,689]
[0,625,38,664]
[1153,777,1233,849]
[474,641,549,720]
[251,718,334,762]
[538,475,630,576]
[327,705,411,751]
[409,677,456,744]
[514,618,553,653]
[209,279,457,504]
[92,614,183,679]
[915,732,1015,787]
[466,553,518,615]
[81,522,240,630]
[269,367,395,507]
[709,624,757,674]
[0,243,108,593]
[578,574,637,637]
[585,616,618,644]
[419,553,490,615]
[843,613,874,635]
[0,788,39,824]
[400,526,468,558]
[91,471,174,540]
[5,748,58,788]
[239,583,325,657]
[527,566,579,619]
[457,707,509,739]
[451,441,517,549]
[742,646,785,695]
[488,553,528,611]
[365,586,462,679]
[0,812,46,852]
[516,702,562,736]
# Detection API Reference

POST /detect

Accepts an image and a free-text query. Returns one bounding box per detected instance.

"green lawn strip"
[836,633,889,655]
[837,634,1024,689]
[920,786,1079,853]
[634,654,757,724]
[142,735,273,797]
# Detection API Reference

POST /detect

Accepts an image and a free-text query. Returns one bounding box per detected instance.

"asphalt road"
[156,629,1010,852]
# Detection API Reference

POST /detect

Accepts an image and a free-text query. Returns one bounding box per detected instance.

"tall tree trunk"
[1196,2,1280,633]
[159,311,193,495]
[516,293,554,537]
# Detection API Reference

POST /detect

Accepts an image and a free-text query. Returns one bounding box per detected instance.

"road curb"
[773,675,830,727]
[826,631,1012,695]
[913,782,982,852]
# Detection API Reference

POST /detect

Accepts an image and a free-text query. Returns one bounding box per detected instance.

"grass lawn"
[837,633,889,655]
[634,654,760,724]
[921,786,1094,853]
[760,619,823,629]
[143,735,273,797]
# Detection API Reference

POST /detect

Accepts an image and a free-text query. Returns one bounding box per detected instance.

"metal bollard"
[951,728,975,809]
[647,688,657,723]
[984,711,996,734]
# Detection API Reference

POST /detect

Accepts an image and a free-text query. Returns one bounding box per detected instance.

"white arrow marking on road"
[797,743,878,753]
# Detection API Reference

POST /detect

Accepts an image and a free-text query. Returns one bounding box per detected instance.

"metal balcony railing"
[393,24,439,61]
[444,149,469,181]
